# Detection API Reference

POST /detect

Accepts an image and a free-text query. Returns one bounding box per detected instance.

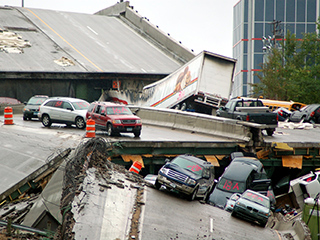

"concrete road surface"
[140,187,282,240]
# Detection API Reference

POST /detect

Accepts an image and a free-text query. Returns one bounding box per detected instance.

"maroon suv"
[86,102,142,137]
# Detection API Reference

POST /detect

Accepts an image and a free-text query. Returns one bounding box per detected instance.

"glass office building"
[232,0,319,97]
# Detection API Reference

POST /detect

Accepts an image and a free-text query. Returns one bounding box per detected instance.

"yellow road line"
[275,229,282,240]
[26,8,103,72]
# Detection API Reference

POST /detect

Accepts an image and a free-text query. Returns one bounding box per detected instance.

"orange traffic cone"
[85,119,95,138]
[4,107,13,125]
[129,161,143,174]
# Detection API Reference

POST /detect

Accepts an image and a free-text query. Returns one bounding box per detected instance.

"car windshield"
[242,191,270,208]
[299,105,311,112]
[171,156,203,176]
[72,102,89,110]
[28,97,47,105]
[106,106,133,115]
[216,177,246,193]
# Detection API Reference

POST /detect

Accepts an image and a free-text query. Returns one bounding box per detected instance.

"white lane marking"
[87,26,98,35]
[210,218,213,232]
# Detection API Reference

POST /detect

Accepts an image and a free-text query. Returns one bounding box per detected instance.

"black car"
[23,95,49,120]
[289,104,320,123]
[155,155,215,201]
[208,157,272,209]
[229,152,276,205]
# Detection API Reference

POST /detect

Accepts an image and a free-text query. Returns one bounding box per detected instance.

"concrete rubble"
[0,137,150,239]
[58,137,147,240]
[0,29,31,54]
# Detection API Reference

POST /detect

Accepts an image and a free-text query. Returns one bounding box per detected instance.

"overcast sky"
[0,0,239,57]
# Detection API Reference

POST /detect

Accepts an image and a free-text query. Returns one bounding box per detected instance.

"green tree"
[252,25,320,104]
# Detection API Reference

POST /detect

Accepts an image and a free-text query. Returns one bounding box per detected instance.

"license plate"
[33,112,38,116]
[127,128,132,131]
[169,183,176,188]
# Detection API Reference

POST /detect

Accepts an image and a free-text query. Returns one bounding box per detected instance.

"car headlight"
[236,202,246,207]
[24,108,30,112]
[112,120,121,124]
[186,178,196,185]
[159,168,169,175]
[136,119,141,123]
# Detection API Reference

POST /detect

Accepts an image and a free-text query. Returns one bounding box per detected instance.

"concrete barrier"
[131,106,252,142]
[0,104,24,116]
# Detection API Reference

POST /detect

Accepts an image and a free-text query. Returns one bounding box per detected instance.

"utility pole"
[22,0,24,7]
[262,20,284,62]
[271,20,283,47]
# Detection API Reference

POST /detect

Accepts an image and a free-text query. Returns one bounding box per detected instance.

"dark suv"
[155,155,215,201]
[86,101,142,137]
[23,95,49,120]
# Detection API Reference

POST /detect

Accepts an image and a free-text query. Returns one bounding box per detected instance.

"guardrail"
[131,106,253,142]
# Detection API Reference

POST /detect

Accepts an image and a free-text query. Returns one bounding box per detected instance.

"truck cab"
[216,98,278,136]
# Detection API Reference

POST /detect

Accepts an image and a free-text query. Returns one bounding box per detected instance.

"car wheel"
[154,179,161,190]
[41,114,52,127]
[187,187,198,201]
[203,186,212,202]
[107,123,113,136]
[260,220,267,228]
[75,117,85,129]
[134,130,141,137]
[231,211,237,217]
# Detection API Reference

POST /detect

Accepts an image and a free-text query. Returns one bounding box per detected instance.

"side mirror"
[67,108,73,111]
[250,179,271,191]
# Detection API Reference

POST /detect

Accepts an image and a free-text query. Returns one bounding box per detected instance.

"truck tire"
[203,188,210,201]
[266,129,275,136]
[154,179,161,190]
[187,187,198,201]
[107,123,113,136]
[134,130,141,137]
